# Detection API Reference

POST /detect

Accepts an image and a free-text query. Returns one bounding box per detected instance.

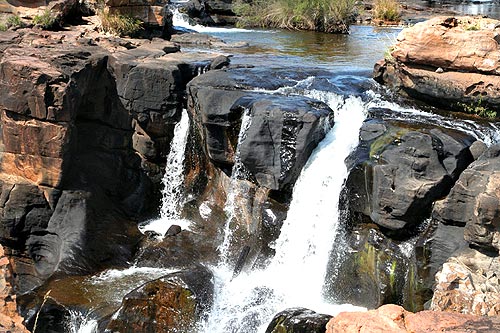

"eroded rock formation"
[0,27,218,293]
[374,16,500,116]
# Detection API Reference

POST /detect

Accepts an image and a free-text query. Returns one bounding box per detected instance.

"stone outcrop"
[0,245,29,333]
[0,27,219,293]
[326,304,500,333]
[265,308,332,333]
[374,16,500,116]
[182,0,237,26]
[344,118,475,232]
[185,68,334,263]
[431,247,500,316]
[106,265,213,332]
[433,143,500,253]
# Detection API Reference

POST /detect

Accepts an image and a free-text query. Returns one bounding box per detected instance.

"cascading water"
[171,8,253,33]
[218,109,253,263]
[200,88,368,333]
[140,109,191,237]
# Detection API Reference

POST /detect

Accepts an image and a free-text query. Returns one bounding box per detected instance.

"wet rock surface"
[265,308,332,333]
[106,265,213,333]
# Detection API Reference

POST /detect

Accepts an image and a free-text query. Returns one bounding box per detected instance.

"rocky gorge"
[0,0,500,333]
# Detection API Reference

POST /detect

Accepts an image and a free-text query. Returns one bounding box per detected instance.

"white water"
[69,311,98,333]
[200,91,368,333]
[366,92,500,146]
[172,8,255,33]
[140,109,191,238]
[218,109,253,263]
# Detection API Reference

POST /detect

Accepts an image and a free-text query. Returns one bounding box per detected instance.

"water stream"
[140,109,191,237]
[200,90,368,333]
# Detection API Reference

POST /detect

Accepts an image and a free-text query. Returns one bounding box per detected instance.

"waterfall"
[140,109,191,237]
[218,109,253,263]
[200,91,368,333]
[171,8,254,33]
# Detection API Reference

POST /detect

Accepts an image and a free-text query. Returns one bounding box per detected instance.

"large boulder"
[374,16,500,116]
[106,265,213,333]
[344,118,475,232]
[433,143,500,253]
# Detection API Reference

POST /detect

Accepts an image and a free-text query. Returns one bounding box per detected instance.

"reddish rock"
[431,248,500,316]
[374,16,500,114]
[0,245,30,333]
[326,304,500,333]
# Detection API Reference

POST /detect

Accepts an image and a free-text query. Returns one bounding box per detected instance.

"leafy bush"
[0,23,6,32]
[99,10,143,37]
[458,99,497,119]
[7,15,25,29]
[233,0,357,33]
[373,0,400,22]
[33,9,57,29]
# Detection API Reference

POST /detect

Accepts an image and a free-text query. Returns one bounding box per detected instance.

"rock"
[374,16,500,115]
[326,304,500,333]
[433,143,500,252]
[0,245,30,333]
[344,119,475,232]
[0,27,220,292]
[431,247,500,316]
[182,0,237,26]
[265,308,332,333]
[324,225,411,309]
[188,68,334,192]
[106,265,213,333]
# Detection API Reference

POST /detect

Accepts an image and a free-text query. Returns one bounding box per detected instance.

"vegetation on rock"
[33,9,57,29]
[233,0,358,33]
[98,10,143,37]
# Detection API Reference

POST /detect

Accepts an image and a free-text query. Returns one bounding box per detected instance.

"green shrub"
[6,15,24,28]
[233,0,357,33]
[33,9,57,29]
[99,10,143,37]
[458,99,497,119]
[373,0,400,22]
[0,23,7,32]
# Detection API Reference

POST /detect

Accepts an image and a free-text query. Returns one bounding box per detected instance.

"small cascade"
[218,109,253,263]
[171,8,253,33]
[201,89,368,333]
[140,109,191,237]
[366,93,500,145]
[68,311,98,333]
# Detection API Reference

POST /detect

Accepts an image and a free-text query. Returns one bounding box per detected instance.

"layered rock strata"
[374,16,500,116]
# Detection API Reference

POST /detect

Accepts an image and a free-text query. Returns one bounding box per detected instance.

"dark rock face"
[433,144,500,253]
[265,308,332,333]
[185,68,334,264]
[106,265,214,333]
[188,68,334,192]
[183,0,237,26]
[344,119,475,233]
[0,30,216,292]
